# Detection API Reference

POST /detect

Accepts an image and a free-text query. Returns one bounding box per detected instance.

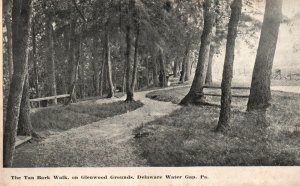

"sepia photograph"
[1,0,300,185]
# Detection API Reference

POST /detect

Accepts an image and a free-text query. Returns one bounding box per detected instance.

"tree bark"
[125,0,134,101]
[105,26,114,98]
[184,48,191,81]
[32,25,39,99]
[47,17,57,104]
[152,52,159,87]
[66,19,77,103]
[247,0,282,111]
[180,57,186,82]
[247,0,282,114]
[4,0,33,167]
[205,45,215,85]
[247,0,282,127]
[4,0,13,82]
[179,0,215,105]
[158,49,167,87]
[91,38,100,96]
[78,59,85,99]
[100,57,105,97]
[173,58,178,78]
[18,74,34,136]
[66,38,81,104]
[216,0,242,132]
[146,57,150,87]
[131,20,140,92]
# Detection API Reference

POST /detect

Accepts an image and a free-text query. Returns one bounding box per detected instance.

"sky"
[209,0,300,85]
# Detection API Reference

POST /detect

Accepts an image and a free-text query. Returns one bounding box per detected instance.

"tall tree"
[158,48,167,87]
[66,18,78,104]
[184,48,191,81]
[3,0,33,167]
[131,18,140,92]
[46,17,57,104]
[180,56,186,82]
[180,44,190,82]
[119,0,127,93]
[100,55,105,97]
[180,0,215,105]
[32,24,39,99]
[152,51,159,87]
[146,56,150,87]
[91,38,100,96]
[216,0,242,132]
[104,24,114,98]
[205,45,215,85]
[247,0,283,124]
[67,37,81,104]
[125,0,134,101]
[18,74,35,136]
[4,0,13,82]
[173,57,178,78]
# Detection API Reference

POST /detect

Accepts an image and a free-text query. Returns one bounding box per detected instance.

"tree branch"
[72,0,86,22]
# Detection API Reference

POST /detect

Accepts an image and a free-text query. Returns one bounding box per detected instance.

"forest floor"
[13,86,185,167]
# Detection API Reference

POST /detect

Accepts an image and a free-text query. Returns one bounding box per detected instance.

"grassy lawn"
[31,100,143,132]
[136,87,300,166]
[271,79,300,86]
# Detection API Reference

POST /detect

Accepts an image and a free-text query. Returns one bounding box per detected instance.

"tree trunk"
[32,25,39,99]
[247,0,282,115]
[158,49,167,87]
[205,45,215,85]
[131,20,140,92]
[4,0,33,167]
[216,0,242,132]
[92,38,100,96]
[66,19,76,103]
[18,74,34,136]
[47,18,57,104]
[152,52,159,87]
[180,57,186,82]
[105,26,114,98]
[78,60,85,99]
[100,58,105,97]
[180,0,215,105]
[173,58,178,78]
[146,57,150,87]
[4,0,13,82]
[125,0,134,101]
[119,0,126,93]
[66,38,81,104]
[185,48,191,81]
[122,69,126,93]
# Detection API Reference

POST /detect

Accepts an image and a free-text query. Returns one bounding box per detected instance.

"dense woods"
[3,0,288,167]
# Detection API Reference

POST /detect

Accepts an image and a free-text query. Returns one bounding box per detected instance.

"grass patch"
[146,87,189,104]
[271,79,300,86]
[31,100,143,132]
[137,87,300,166]
[79,92,125,102]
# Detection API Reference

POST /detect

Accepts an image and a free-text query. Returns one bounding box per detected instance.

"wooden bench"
[203,86,250,98]
[15,136,32,147]
[30,94,70,107]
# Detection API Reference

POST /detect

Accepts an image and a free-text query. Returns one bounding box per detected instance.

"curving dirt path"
[13,87,183,167]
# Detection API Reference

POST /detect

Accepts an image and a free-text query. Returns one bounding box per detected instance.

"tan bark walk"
[20,88,182,167]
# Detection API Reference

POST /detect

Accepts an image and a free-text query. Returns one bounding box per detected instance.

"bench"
[203,86,250,98]
[15,136,32,147]
[30,94,70,107]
